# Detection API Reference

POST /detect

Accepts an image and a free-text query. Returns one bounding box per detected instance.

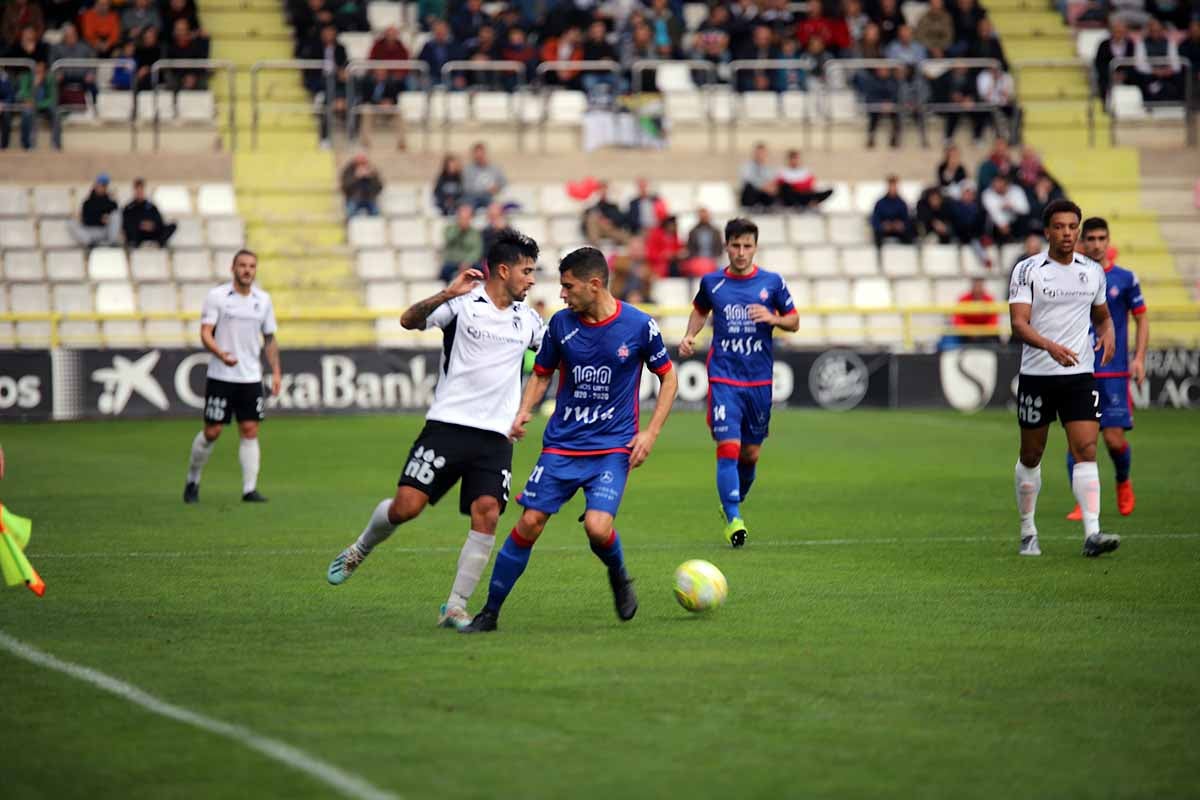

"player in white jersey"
[1008,199,1120,558]
[326,229,544,630]
[183,250,282,504]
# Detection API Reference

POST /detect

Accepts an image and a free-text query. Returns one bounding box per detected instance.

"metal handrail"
[344,59,430,144]
[822,58,904,149]
[1108,56,1195,146]
[728,58,816,148]
[0,58,35,115]
[533,60,620,152]
[440,61,529,149]
[49,57,136,149]
[150,59,236,151]
[249,59,336,150]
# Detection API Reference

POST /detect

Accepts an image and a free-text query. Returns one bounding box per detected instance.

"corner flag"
[0,503,44,597]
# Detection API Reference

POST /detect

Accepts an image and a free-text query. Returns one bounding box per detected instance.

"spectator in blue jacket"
[870,175,915,246]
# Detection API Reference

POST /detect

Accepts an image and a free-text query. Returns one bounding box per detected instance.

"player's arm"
[400,268,482,330]
[1131,311,1149,386]
[628,365,677,469]
[1009,304,1079,367]
[509,370,552,442]
[1091,301,1116,367]
[262,333,282,397]
[678,306,709,357]
[748,304,799,332]
[200,323,237,367]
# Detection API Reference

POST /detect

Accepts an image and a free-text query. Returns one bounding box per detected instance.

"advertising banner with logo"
[0,352,52,420]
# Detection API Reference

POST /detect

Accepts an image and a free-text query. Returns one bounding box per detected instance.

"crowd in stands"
[0,0,211,149]
[69,172,178,247]
[1088,2,1199,106]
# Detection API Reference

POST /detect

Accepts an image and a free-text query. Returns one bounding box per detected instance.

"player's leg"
[1063,376,1120,556]
[736,384,772,508]
[1103,426,1135,515]
[709,383,746,546]
[184,379,233,503]
[1098,377,1135,515]
[579,453,636,621]
[1015,374,1052,556]
[234,381,268,502]
[328,485,430,585]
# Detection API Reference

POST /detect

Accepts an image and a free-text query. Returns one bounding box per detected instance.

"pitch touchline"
[31,533,1200,560]
[0,632,400,800]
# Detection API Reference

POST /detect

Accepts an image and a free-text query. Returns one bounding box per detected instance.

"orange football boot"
[1116,480,1135,516]
[1066,505,1082,521]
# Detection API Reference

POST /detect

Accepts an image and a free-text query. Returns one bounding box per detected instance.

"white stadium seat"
[349,216,388,248]
[509,214,547,243]
[664,91,705,123]
[45,250,87,281]
[390,217,430,248]
[921,244,961,276]
[548,215,582,245]
[546,91,587,124]
[0,219,36,248]
[381,186,421,217]
[197,184,238,216]
[38,218,75,248]
[138,283,179,312]
[179,282,211,313]
[813,278,851,307]
[781,91,812,120]
[759,246,799,277]
[0,185,29,216]
[754,216,787,246]
[741,91,778,122]
[88,247,128,280]
[881,244,920,277]
[788,214,826,245]
[654,278,693,308]
[129,249,171,281]
[367,1,402,30]
[840,245,880,277]
[339,32,374,61]
[357,250,396,280]
[3,250,43,281]
[152,185,192,216]
[399,92,428,122]
[172,217,206,248]
[366,280,409,345]
[802,245,840,277]
[828,215,868,245]
[397,249,437,280]
[136,90,175,121]
[12,283,52,345]
[96,91,134,121]
[539,184,584,216]
[893,278,933,307]
[1110,85,1146,119]
[822,182,854,214]
[853,181,886,214]
[473,92,512,123]
[852,278,893,308]
[695,182,737,216]
[177,91,216,122]
[657,182,696,214]
[32,186,74,216]
[206,217,245,249]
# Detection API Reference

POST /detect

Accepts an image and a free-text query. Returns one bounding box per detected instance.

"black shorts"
[1016,373,1101,429]
[204,378,265,424]
[398,421,513,515]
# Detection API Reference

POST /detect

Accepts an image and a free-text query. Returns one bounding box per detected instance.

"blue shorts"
[1097,376,1134,430]
[707,381,772,445]
[516,451,630,518]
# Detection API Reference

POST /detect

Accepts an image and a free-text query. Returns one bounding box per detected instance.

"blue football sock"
[483,530,533,614]
[1111,443,1131,483]
[717,457,741,522]
[589,530,626,578]
[738,462,757,502]
[1066,451,1076,487]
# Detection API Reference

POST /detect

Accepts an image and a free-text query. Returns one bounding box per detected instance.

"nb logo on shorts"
[404,446,446,485]
[205,396,227,420]
[1018,393,1043,425]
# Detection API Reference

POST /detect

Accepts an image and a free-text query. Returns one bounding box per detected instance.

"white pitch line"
[29,532,1200,560]
[0,632,399,800]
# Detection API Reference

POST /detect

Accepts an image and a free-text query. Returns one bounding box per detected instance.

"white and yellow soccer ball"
[673,560,728,612]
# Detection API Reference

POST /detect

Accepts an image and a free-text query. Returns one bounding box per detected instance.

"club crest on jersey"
[759,288,769,301]
[616,344,630,360]
[1109,286,1119,298]
[1078,272,1088,284]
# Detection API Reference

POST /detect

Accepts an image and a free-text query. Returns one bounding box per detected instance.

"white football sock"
[1015,461,1042,536]
[186,431,215,484]
[447,530,495,610]
[354,499,397,554]
[1071,461,1101,538]
[238,437,260,495]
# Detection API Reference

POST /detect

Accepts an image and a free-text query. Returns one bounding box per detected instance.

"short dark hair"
[232,248,257,264]
[486,228,539,273]
[559,246,609,285]
[1042,198,1082,229]
[1081,216,1109,235]
[724,217,759,243]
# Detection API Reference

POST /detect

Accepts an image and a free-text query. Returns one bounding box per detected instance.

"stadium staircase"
[993,0,1196,341]
[202,0,371,345]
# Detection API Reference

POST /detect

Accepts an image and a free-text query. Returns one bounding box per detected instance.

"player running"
[1009,199,1120,558]
[183,249,282,504]
[1065,217,1148,519]
[459,246,678,633]
[326,230,543,630]
[679,217,798,547]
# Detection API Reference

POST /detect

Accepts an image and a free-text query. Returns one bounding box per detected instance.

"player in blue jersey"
[460,246,678,633]
[679,217,799,547]
[1065,217,1149,519]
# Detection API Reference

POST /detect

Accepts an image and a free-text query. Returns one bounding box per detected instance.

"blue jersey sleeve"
[693,277,713,312]
[644,315,673,375]
[533,314,562,376]
[1127,272,1146,315]
[773,276,797,316]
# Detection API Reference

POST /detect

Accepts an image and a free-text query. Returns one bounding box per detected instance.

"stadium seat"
[853,181,886,214]
[397,249,437,280]
[852,278,893,308]
[822,182,854,213]
[172,217,205,248]
[430,91,470,123]
[3,250,43,281]
[356,250,396,280]
[933,278,966,306]
[473,92,512,123]
[153,185,193,216]
[0,288,13,346]
[741,91,778,122]
[45,250,86,281]
[708,89,735,123]
[128,249,170,281]
[787,214,826,245]
[828,215,868,245]
[999,243,1024,270]
[921,244,961,277]
[548,215,582,245]
[516,92,544,125]
[841,245,880,277]
[893,277,933,307]
[825,312,867,345]
[144,317,187,346]
[366,280,409,345]
[96,281,134,313]
[349,216,388,248]
[664,91,705,123]
[399,92,428,123]
[196,184,237,217]
[540,184,584,215]
[509,214,547,243]
[827,90,860,121]
[390,217,430,248]
[546,91,586,124]
[381,186,421,217]
[814,278,851,307]
[177,91,216,122]
[339,32,374,61]
[96,91,133,121]
[501,183,539,214]
[657,182,696,214]
[367,1,402,30]
[759,246,799,277]
[11,284,51,345]
[32,185,73,216]
[754,215,787,246]
[88,247,128,280]
[206,217,245,249]
[1110,86,1146,119]
[0,185,29,216]
[656,62,695,92]
[53,283,94,336]
[898,181,923,209]
[1076,29,1109,61]
[136,90,175,122]
[0,219,36,248]
[38,218,74,248]
[881,244,920,277]
[781,91,811,120]
[138,283,179,313]
[654,277,693,308]
[786,277,811,307]
[802,245,840,277]
[179,282,211,313]
[695,182,736,216]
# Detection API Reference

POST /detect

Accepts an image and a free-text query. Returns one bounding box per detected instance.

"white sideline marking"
[0,632,399,800]
[31,533,1200,560]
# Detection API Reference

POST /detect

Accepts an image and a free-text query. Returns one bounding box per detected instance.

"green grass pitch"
[1,409,1198,799]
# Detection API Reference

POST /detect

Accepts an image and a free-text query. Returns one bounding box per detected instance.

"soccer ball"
[673,560,728,612]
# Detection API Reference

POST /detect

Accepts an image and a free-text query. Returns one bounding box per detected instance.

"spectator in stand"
[620,21,659,90]
[70,176,121,247]
[797,0,850,55]
[440,204,483,282]
[647,0,685,55]
[14,61,60,149]
[123,178,177,247]
[50,23,97,106]
[950,0,986,55]
[937,143,969,197]
[364,26,410,104]
[111,39,138,91]
[1181,19,1200,97]
[122,0,162,40]
[775,37,809,89]
[683,207,723,276]
[976,64,1018,141]
[915,0,955,55]
[451,0,489,46]
[462,142,506,210]
[341,153,382,217]
[934,64,985,143]
[1014,231,1045,268]
[861,66,901,148]
[917,187,955,243]
[777,149,834,208]
[950,183,987,253]
[433,154,465,215]
[739,141,779,209]
[540,25,585,89]
[608,237,650,302]
[852,21,884,60]
[870,175,916,246]
[501,26,538,86]
[875,0,905,44]
[1136,18,1184,102]
[645,216,684,279]
[1,71,19,148]
[627,177,667,235]
[1108,0,1152,28]
[2,0,44,46]
[976,137,1014,194]
[582,19,620,93]
[1148,0,1189,29]
[1015,146,1047,190]
[332,0,370,34]
[300,23,348,148]
[844,0,871,50]
[885,24,928,70]
[735,24,782,91]
[951,278,999,343]
[133,27,163,92]
[1026,173,1063,224]
[480,202,508,255]
[970,18,1008,71]
[466,24,504,86]
[165,19,210,90]
[80,0,122,57]
[758,0,795,37]
[583,181,634,245]
[1094,18,1136,102]
[981,173,1030,244]
[805,33,836,80]
[164,0,202,34]
[295,0,333,46]
[420,20,462,88]
[7,24,48,66]
[693,24,732,77]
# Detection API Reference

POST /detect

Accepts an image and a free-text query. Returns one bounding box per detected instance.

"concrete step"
[990,11,1067,36]
[1003,38,1077,60]
[201,10,289,37]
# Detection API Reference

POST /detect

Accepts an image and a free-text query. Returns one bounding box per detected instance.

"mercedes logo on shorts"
[809,349,869,411]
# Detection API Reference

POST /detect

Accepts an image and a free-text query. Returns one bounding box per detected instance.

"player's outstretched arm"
[1010,303,1078,367]
[510,371,552,441]
[628,366,677,468]
[678,307,710,358]
[1091,302,1116,367]
[263,333,282,397]
[400,268,483,330]
[1131,311,1150,386]
[201,323,237,367]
